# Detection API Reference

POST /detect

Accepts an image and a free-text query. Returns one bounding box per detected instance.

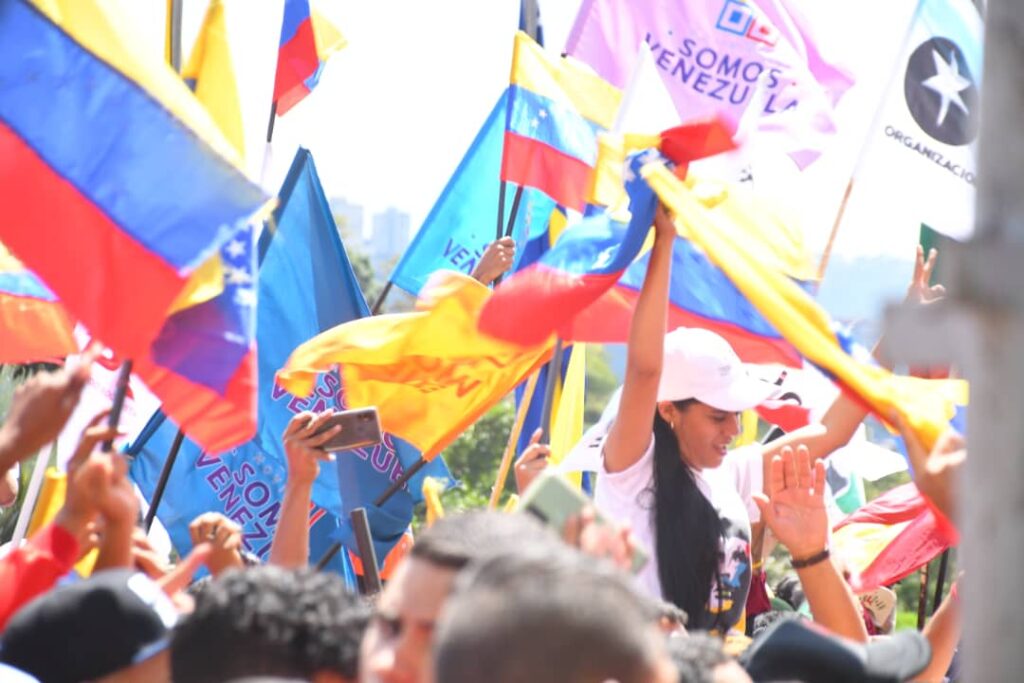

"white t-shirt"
[595,440,763,632]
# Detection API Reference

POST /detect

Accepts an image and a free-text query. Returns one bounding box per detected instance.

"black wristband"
[791,547,830,570]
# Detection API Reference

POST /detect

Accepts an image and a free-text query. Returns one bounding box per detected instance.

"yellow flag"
[278,272,553,458]
[549,344,587,487]
[734,410,759,448]
[27,468,98,577]
[183,0,245,160]
[422,477,446,526]
[644,162,965,450]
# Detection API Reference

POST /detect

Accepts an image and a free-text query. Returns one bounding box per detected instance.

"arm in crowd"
[765,246,946,469]
[604,205,676,473]
[754,445,869,643]
[918,579,962,682]
[0,410,117,629]
[0,356,92,482]
[898,420,964,524]
[188,512,244,577]
[470,236,516,286]
[269,411,339,568]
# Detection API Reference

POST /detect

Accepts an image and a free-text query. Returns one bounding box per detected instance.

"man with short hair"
[171,566,369,683]
[432,548,678,683]
[358,510,562,683]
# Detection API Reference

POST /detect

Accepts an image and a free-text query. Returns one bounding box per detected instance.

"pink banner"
[566,0,853,167]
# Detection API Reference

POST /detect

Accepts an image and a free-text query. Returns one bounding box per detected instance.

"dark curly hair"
[170,566,370,682]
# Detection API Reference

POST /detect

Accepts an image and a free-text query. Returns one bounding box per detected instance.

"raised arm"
[269,411,339,568]
[766,246,946,466]
[754,445,869,643]
[603,205,675,473]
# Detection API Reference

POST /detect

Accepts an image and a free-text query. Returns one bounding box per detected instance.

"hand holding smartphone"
[310,407,383,452]
[517,471,648,574]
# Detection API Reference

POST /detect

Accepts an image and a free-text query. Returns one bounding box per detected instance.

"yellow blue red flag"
[278,272,553,459]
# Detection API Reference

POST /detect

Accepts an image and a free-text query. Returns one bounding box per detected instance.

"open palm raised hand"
[753,445,829,560]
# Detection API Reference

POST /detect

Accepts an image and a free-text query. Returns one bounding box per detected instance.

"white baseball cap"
[557,328,779,474]
[656,327,778,411]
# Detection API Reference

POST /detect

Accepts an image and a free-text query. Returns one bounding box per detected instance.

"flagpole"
[313,457,430,570]
[9,444,53,548]
[815,178,854,281]
[371,281,395,315]
[166,0,183,72]
[931,548,951,614]
[489,370,540,508]
[143,430,187,533]
[350,507,383,595]
[916,561,931,630]
[503,185,526,239]
[538,338,566,435]
[815,0,924,281]
[496,180,509,243]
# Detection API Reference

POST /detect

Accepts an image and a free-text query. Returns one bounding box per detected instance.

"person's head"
[359,511,561,683]
[0,569,178,683]
[171,565,369,683]
[432,549,677,683]
[739,618,932,683]
[667,632,752,683]
[649,328,775,631]
[655,328,774,471]
[773,574,805,611]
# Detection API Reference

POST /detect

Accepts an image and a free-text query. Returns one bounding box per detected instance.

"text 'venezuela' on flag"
[128,410,357,581]
[832,482,957,592]
[564,0,854,168]
[255,147,449,558]
[478,120,736,349]
[389,91,557,297]
[0,0,270,452]
[501,31,622,211]
[272,0,346,116]
[850,0,982,241]
[643,160,968,451]
[129,148,447,570]
[0,243,76,363]
[277,271,555,461]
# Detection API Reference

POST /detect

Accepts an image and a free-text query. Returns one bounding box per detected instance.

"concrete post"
[882,1,1024,679]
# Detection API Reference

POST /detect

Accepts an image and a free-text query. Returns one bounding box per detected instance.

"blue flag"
[129,148,451,569]
[389,90,557,295]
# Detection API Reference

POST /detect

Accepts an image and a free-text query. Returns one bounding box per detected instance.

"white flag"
[852,0,982,241]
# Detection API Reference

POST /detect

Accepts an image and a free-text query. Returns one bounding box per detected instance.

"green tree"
[584,345,618,428]
[333,213,383,306]
[419,399,515,522]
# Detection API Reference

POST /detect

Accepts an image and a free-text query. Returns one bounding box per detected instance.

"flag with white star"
[850,0,982,241]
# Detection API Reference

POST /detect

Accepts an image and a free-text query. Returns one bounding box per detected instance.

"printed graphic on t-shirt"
[705,516,752,631]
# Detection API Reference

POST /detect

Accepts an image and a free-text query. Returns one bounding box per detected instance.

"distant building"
[329,197,364,244]
[370,207,410,266]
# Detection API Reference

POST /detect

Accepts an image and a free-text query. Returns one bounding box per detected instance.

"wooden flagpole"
[489,370,541,508]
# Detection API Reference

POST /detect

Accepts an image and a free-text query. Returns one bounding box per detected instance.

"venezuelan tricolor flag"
[480,120,737,348]
[0,0,268,452]
[481,151,658,346]
[273,0,346,116]
[501,31,621,211]
[832,483,957,592]
[0,244,76,363]
[566,175,814,367]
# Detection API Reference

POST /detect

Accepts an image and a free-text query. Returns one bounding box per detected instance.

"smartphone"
[312,408,383,452]
[518,471,649,574]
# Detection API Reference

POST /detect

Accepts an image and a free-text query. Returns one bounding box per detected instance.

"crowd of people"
[0,213,966,682]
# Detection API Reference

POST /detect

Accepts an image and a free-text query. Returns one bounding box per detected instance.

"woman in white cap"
[595,205,882,635]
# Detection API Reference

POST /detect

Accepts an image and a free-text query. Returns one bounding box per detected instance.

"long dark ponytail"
[651,405,724,630]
